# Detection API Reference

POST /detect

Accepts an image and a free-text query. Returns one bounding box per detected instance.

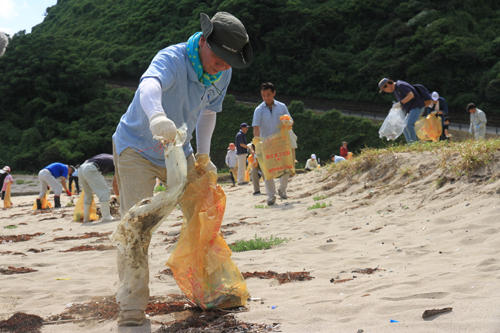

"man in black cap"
[112,12,252,326]
[235,123,250,185]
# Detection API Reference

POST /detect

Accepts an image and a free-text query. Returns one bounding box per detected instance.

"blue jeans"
[403,107,424,143]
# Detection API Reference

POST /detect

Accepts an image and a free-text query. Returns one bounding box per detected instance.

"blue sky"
[0,0,58,35]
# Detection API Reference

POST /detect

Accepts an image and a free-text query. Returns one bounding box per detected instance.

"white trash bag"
[379,104,406,140]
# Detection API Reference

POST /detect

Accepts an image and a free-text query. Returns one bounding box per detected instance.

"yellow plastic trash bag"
[253,125,295,180]
[166,156,249,310]
[248,154,258,169]
[4,182,11,208]
[32,190,52,210]
[415,114,442,142]
[73,191,98,222]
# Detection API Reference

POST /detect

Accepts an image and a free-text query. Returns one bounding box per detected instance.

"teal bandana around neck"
[187,32,222,87]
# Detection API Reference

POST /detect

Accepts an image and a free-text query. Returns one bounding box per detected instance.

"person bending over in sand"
[112,12,252,326]
[37,163,74,209]
[378,78,428,144]
[78,154,118,222]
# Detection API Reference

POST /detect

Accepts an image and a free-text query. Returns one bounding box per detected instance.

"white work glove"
[149,113,176,142]
[393,102,401,109]
[282,119,294,127]
[431,111,438,115]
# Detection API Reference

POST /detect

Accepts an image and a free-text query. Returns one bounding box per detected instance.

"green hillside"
[1,0,499,171]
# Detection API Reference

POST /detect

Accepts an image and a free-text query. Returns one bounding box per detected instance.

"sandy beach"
[1,152,500,332]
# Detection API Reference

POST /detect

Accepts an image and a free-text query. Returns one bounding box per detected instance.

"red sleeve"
[340,147,348,158]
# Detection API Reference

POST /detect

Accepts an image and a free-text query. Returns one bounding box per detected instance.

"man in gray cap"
[112,12,252,326]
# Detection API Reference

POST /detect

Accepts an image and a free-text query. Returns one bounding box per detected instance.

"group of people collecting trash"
[378,78,487,142]
[3,10,487,327]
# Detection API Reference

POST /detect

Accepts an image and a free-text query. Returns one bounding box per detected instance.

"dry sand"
[1,152,500,332]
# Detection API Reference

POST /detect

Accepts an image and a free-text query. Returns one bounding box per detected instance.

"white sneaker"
[278,189,287,199]
[267,196,276,206]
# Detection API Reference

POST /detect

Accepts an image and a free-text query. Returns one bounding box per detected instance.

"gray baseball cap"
[200,12,253,69]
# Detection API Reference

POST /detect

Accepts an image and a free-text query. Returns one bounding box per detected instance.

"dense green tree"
[1,0,500,171]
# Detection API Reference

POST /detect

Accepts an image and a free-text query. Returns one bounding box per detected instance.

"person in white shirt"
[305,154,318,172]
[467,103,487,140]
[252,82,293,206]
[225,143,237,186]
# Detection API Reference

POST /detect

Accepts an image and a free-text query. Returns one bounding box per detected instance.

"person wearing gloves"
[225,143,238,187]
[305,154,319,172]
[252,82,293,205]
[235,123,250,185]
[78,154,118,222]
[379,78,427,143]
[467,103,487,140]
[37,163,74,209]
[112,12,252,326]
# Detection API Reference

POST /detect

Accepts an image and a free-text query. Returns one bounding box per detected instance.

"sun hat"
[3,166,10,172]
[240,123,249,128]
[311,154,316,159]
[228,143,236,149]
[378,78,389,92]
[431,91,439,101]
[200,12,253,69]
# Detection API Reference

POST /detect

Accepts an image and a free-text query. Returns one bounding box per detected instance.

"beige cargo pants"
[112,142,193,312]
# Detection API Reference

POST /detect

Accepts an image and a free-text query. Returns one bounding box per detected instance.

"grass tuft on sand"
[328,139,500,179]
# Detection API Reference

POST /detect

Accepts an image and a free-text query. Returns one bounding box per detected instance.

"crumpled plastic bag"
[379,104,406,140]
[166,154,249,310]
[73,191,98,222]
[110,125,188,312]
[415,114,442,142]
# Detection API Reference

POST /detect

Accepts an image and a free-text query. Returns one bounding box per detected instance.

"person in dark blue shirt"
[379,78,427,143]
[426,91,449,140]
[235,123,249,185]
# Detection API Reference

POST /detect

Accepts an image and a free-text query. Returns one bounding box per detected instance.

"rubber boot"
[54,196,61,208]
[100,201,115,222]
[83,204,91,222]
[36,198,43,210]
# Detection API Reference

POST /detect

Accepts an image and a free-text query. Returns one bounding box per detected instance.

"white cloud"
[0,0,17,19]
[0,27,15,36]
[22,1,29,9]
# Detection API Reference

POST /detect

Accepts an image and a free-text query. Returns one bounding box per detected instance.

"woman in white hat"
[305,154,319,172]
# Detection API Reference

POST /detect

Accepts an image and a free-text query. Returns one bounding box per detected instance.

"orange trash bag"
[253,121,295,180]
[4,182,11,208]
[248,154,258,169]
[166,155,249,310]
[32,189,52,210]
[415,114,442,142]
[73,191,98,222]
